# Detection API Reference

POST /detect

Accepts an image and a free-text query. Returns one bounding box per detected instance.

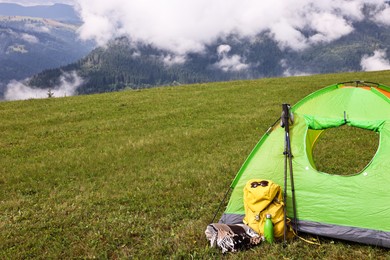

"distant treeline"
[29,20,390,95]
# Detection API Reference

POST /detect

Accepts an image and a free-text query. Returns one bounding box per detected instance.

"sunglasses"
[250,180,269,188]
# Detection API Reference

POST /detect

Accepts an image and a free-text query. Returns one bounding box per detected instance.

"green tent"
[220,81,390,247]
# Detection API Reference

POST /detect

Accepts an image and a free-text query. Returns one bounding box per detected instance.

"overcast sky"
[2,0,390,100]
[0,0,74,5]
[2,0,390,55]
[74,0,390,55]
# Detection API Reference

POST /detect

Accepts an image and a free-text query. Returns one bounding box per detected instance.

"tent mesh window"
[311,125,379,176]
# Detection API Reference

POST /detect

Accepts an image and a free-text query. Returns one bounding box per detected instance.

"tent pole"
[211,117,284,225]
[210,187,232,223]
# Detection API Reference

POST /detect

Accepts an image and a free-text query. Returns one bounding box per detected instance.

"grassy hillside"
[1,71,390,259]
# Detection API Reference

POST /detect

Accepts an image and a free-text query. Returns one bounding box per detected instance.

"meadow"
[1,71,390,259]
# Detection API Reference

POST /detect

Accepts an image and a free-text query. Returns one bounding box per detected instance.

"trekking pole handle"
[281,104,291,132]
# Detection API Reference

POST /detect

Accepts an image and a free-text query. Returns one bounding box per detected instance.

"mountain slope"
[27,19,390,95]
[0,16,94,95]
[0,3,81,23]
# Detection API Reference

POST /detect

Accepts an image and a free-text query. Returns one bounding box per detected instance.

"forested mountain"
[0,3,81,23]
[0,3,93,97]
[0,16,94,95]
[27,19,390,95]
[29,37,252,94]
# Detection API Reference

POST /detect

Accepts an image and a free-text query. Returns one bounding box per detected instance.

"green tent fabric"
[219,82,390,247]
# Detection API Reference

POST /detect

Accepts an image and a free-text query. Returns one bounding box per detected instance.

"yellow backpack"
[243,179,290,240]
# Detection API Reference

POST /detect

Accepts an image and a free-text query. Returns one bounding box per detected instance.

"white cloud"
[372,6,390,26]
[217,45,232,55]
[6,44,28,54]
[214,55,249,72]
[280,59,310,77]
[213,45,249,72]
[4,71,83,101]
[360,50,390,71]
[25,23,51,33]
[5,31,39,44]
[269,19,308,50]
[307,12,354,44]
[74,0,390,54]
[21,33,39,44]
[161,54,186,66]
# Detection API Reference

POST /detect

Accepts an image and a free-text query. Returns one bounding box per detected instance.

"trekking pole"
[286,122,298,235]
[281,104,298,241]
[281,104,289,245]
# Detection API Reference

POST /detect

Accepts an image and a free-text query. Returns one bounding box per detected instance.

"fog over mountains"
[24,21,390,98]
[2,1,390,100]
[0,2,93,99]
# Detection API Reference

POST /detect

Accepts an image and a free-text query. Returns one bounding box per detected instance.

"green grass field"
[1,71,390,259]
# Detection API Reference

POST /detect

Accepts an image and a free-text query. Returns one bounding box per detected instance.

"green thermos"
[264,214,274,243]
